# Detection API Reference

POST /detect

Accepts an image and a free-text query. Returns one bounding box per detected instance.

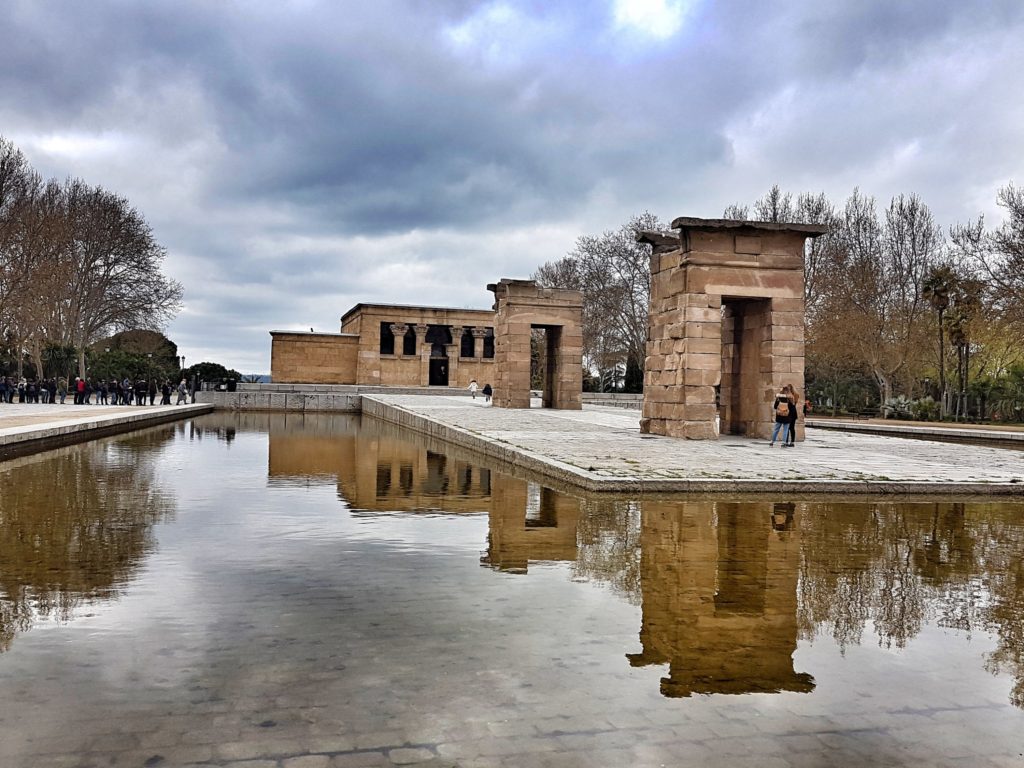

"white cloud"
[443,1,564,69]
[612,0,693,40]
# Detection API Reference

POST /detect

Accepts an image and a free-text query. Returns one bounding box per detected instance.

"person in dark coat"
[786,386,800,446]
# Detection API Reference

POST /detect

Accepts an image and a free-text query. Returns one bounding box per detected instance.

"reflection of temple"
[265,413,583,567]
[627,501,814,698]
[267,413,495,514]
[481,480,581,574]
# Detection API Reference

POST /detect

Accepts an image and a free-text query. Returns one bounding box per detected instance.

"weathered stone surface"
[641,217,822,441]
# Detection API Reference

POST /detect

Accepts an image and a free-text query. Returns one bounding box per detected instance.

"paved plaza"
[0,401,213,457]
[366,395,1024,494]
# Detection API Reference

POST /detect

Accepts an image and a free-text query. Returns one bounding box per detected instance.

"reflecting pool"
[2,412,1023,767]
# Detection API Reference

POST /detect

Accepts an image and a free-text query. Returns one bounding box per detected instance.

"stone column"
[641,289,721,439]
[389,323,408,355]
[414,323,430,386]
[446,325,462,385]
[471,327,488,359]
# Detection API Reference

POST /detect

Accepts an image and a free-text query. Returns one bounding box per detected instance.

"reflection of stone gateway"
[639,218,828,440]
[628,500,814,698]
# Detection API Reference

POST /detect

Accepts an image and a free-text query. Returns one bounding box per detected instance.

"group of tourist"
[769,384,809,447]
[0,376,194,405]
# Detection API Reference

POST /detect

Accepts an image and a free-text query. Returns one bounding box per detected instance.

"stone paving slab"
[364,395,1024,495]
[807,417,1024,443]
[0,402,214,459]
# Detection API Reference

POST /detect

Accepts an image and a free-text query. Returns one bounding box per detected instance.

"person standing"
[148,378,158,406]
[769,386,792,447]
[176,379,188,405]
[785,386,800,447]
[482,383,492,403]
[468,379,478,399]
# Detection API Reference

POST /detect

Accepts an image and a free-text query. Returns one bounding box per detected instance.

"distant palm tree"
[922,265,955,416]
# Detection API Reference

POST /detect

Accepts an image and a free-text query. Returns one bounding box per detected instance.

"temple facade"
[271,303,497,388]
[270,280,583,412]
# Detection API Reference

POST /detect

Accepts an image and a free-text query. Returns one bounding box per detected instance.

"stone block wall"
[642,287,722,439]
[271,332,359,384]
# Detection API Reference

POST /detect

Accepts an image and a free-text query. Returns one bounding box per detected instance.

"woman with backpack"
[769,386,793,447]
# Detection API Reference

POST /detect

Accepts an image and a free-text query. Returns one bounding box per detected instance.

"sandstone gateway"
[639,217,825,441]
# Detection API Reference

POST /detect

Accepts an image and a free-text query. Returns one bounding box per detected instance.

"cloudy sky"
[3,0,1023,373]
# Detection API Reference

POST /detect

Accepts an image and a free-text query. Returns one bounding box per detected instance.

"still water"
[1,412,1023,767]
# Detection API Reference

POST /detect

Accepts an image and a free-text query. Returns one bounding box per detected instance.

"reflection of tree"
[573,498,642,603]
[0,431,176,651]
[797,501,1024,707]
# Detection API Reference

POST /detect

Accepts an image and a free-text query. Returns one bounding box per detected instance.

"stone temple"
[271,279,583,410]
[271,216,821,440]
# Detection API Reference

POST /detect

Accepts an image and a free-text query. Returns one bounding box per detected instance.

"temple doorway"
[429,356,449,386]
[530,325,562,408]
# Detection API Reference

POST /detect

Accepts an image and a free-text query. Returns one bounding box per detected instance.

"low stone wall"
[582,393,643,409]
[197,391,362,412]
[196,383,476,412]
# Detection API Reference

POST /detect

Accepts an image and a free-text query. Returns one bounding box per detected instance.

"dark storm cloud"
[4,0,735,234]
[3,0,1023,370]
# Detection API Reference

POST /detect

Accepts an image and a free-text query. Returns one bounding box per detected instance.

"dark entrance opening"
[530,325,562,408]
[720,297,772,435]
[426,325,452,386]
[429,358,449,386]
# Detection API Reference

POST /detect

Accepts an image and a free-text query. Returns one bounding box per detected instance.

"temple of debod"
[270,216,826,441]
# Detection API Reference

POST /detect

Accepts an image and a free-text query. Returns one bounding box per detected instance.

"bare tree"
[753,184,795,223]
[722,203,749,220]
[821,191,940,402]
[0,138,36,363]
[534,212,661,391]
[954,184,1024,333]
[62,180,183,376]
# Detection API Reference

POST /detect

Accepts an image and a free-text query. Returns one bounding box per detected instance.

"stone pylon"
[639,218,826,440]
